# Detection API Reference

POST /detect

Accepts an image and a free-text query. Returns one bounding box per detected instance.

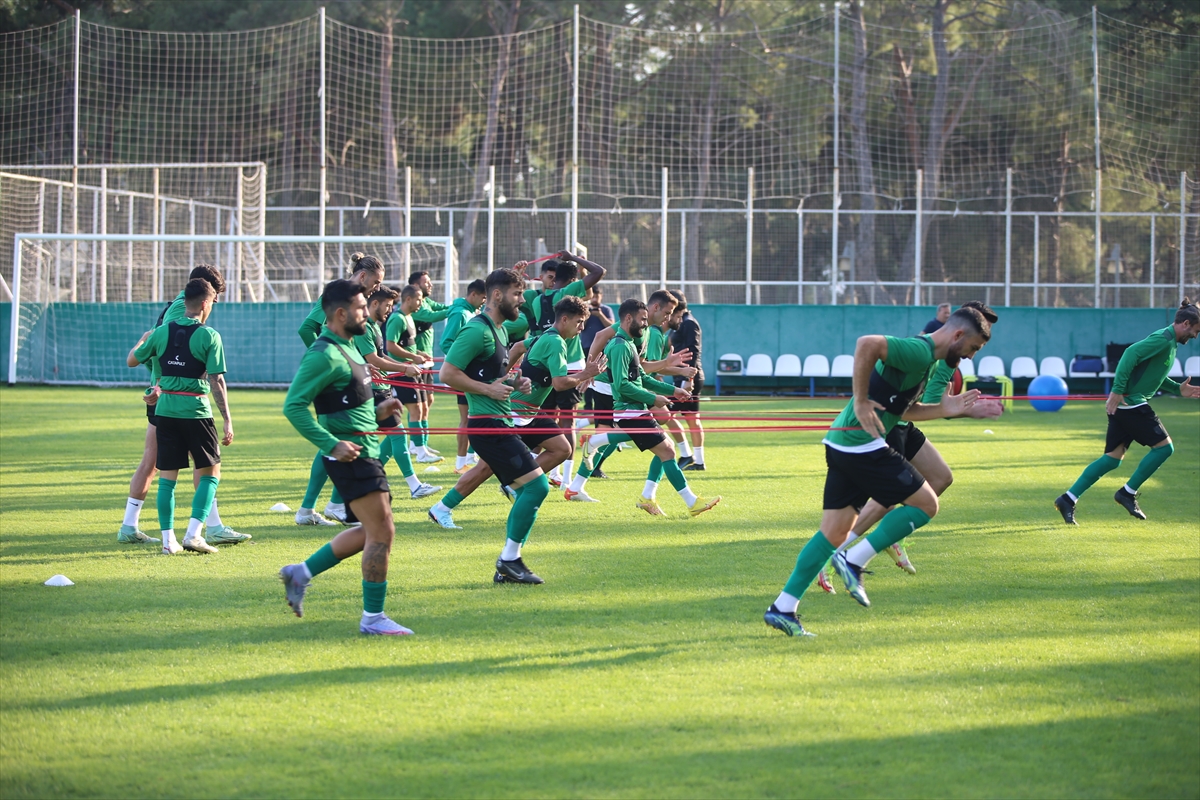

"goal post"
[7,233,457,386]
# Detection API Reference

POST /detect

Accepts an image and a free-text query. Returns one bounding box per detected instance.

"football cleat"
[677,455,694,469]
[295,509,337,526]
[323,502,348,523]
[279,564,310,617]
[763,605,815,637]
[636,498,668,517]
[181,537,218,555]
[1114,488,1147,520]
[118,525,156,544]
[162,538,183,555]
[427,507,462,530]
[683,462,706,471]
[592,467,609,480]
[415,453,444,464]
[687,495,721,518]
[494,557,545,585]
[454,464,472,475]
[499,483,516,504]
[816,565,836,594]
[832,552,871,608]
[360,615,414,635]
[205,525,251,545]
[886,543,916,575]
[1054,493,1078,525]
[409,482,441,500]
[547,474,563,488]
[564,488,599,502]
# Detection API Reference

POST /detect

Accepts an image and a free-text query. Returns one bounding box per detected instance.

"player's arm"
[561,251,606,289]
[364,352,421,377]
[297,309,323,347]
[209,373,234,445]
[414,301,451,323]
[609,342,659,406]
[902,391,981,422]
[552,348,606,390]
[507,339,528,366]
[127,328,157,368]
[1109,336,1164,412]
[283,351,344,456]
[640,372,686,399]
[588,324,618,362]
[440,310,466,354]
[643,349,695,376]
[851,335,889,438]
[439,330,515,401]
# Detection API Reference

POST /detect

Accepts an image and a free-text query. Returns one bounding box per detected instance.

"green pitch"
[1,386,1197,798]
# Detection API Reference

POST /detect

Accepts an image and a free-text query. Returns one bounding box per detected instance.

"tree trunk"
[380,13,404,238]
[849,1,886,303]
[684,0,730,285]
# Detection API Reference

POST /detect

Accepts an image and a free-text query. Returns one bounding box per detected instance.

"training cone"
[44,574,74,587]
[269,502,292,512]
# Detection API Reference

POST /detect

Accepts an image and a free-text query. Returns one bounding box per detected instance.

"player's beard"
[345,317,367,337]
[628,321,646,339]
[944,340,967,369]
[499,296,521,321]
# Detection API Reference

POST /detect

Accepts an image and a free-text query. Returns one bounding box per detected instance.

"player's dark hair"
[669,289,687,310]
[183,278,216,309]
[400,284,423,302]
[959,300,998,324]
[554,295,588,321]
[554,259,579,284]
[349,252,384,276]
[368,286,399,305]
[946,306,991,341]
[321,279,364,318]
[1177,297,1200,325]
[647,289,676,309]
[485,268,524,296]
[466,279,487,296]
[188,264,226,295]
[540,260,558,274]
[619,298,646,320]
[407,270,429,285]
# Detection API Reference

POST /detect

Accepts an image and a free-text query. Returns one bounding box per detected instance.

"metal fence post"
[1149,215,1155,307]
[914,169,923,306]
[745,167,754,305]
[1004,167,1012,307]
[1092,6,1103,309]
[128,194,135,301]
[830,168,839,306]
[660,167,668,289]
[403,165,412,275]
[318,6,327,286]
[1094,171,1102,308]
[797,204,804,305]
[1181,172,1188,302]
[487,165,495,271]
[235,166,245,302]
[152,167,160,301]
[679,209,687,292]
[572,4,580,250]
[1032,213,1039,308]
[71,10,80,304]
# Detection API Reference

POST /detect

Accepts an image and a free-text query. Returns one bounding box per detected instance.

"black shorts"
[323,457,390,523]
[393,378,422,406]
[885,422,928,462]
[518,424,563,451]
[588,388,614,427]
[374,389,399,428]
[468,418,539,486]
[670,375,703,414]
[1105,405,1169,452]
[541,386,583,411]
[457,391,468,407]
[155,416,221,471]
[616,415,667,452]
[419,371,436,403]
[823,444,927,511]
[146,402,158,427]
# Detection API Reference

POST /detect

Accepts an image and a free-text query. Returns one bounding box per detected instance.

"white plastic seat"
[774,354,802,377]
[1168,358,1184,379]
[1186,356,1200,378]
[1039,356,1068,378]
[745,353,774,377]
[717,353,744,375]
[958,358,975,378]
[1010,357,1038,379]
[801,354,830,377]
[830,355,855,377]
[976,355,1006,378]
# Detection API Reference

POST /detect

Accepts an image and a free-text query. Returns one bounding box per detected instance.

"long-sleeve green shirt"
[298,299,325,347]
[922,359,957,404]
[413,297,451,355]
[605,328,676,413]
[283,326,381,459]
[440,297,478,354]
[1113,325,1182,407]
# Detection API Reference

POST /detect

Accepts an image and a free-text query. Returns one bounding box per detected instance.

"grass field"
[1,385,1198,798]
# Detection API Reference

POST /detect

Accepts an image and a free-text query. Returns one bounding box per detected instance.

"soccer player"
[578,287,616,462]
[439,268,550,584]
[762,307,992,637]
[1055,299,1200,523]
[442,279,487,473]
[666,291,705,470]
[126,279,233,555]
[566,299,718,516]
[295,253,385,525]
[408,271,453,463]
[278,279,413,636]
[118,264,246,546]
[352,286,440,500]
[427,296,606,527]
[385,284,434,480]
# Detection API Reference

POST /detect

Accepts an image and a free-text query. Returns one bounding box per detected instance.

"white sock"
[563,459,574,482]
[327,501,344,511]
[299,507,314,515]
[677,438,693,458]
[500,539,521,561]
[590,432,610,449]
[846,539,879,569]
[773,591,800,613]
[123,497,144,527]
[362,610,383,622]
[405,475,422,491]
[568,474,588,493]
[299,562,313,581]
[185,517,204,541]
[693,446,705,465]
[431,500,450,516]
[205,499,222,529]
[456,455,468,469]
[550,467,562,480]
[839,532,860,551]
[162,529,176,547]
[642,480,658,500]
[574,418,590,429]
[1122,483,1135,495]
[679,487,698,507]
[1065,490,1078,503]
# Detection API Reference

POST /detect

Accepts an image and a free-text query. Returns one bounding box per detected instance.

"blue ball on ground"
[1029,374,1068,412]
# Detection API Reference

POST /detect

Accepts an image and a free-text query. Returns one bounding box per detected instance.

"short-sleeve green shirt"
[133,317,226,420]
[283,328,381,459]
[353,318,391,391]
[824,335,937,451]
[445,316,512,424]
[510,331,569,419]
[645,325,669,362]
[529,280,588,363]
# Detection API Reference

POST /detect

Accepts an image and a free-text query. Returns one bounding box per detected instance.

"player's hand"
[581,353,607,379]
[666,348,689,370]
[400,363,422,378]
[557,250,576,262]
[652,394,671,409]
[1105,392,1125,415]
[942,388,980,418]
[964,398,1004,419]
[369,366,385,382]
[853,398,888,438]
[330,441,362,462]
[1180,378,1200,398]
[679,365,698,379]
[221,421,234,446]
[483,381,514,401]
[513,260,529,273]
[376,397,402,421]
[143,385,162,405]
[672,387,691,402]
[511,376,533,395]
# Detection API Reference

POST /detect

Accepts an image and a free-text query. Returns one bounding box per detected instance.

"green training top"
[593,321,647,391]
[1113,325,1182,407]
[133,317,226,420]
[445,315,513,425]
[526,280,588,363]
[298,299,325,347]
[353,317,390,391]
[921,359,957,404]
[509,330,569,419]
[440,297,478,354]
[605,328,676,414]
[824,334,937,452]
[384,310,418,362]
[645,325,669,362]
[413,297,451,355]
[283,327,381,459]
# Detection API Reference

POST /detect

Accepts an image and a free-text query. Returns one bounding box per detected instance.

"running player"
[408,271,453,463]
[118,264,246,546]
[666,291,706,470]
[278,279,414,635]
[126,279,233,555]
[1055,299,1200,523]
[352,286,440,500]
[384,284,433,482]
[427,296,605,528]
[295,253,385,526]
[762,306,992,636]
[439,268,549,584]
[442,279,487,473]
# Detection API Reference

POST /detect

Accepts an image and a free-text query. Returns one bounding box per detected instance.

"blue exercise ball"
[1028,374,1068,412]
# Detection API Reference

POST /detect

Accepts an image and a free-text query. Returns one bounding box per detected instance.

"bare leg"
[128,424,158,501]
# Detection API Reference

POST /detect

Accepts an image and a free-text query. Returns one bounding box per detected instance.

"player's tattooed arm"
[210,373,234,445]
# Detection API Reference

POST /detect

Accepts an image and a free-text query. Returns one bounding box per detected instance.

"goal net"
[6,234,457,386]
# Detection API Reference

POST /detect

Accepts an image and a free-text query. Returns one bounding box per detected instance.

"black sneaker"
[494,557,545,584]
[1114,487,1147,520]
[592,468,609,479]
[763,605,815,637]
[677,455,694,469]
[831,552,871,607]
[683,462,706,471]
[1054,493,1078,525]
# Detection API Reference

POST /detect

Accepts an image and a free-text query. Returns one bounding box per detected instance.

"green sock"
[583,442,621,477]
[407,413,422,446]
[362,580,387,614]
[1068,454,1122,499]
[864,506,932,553]
[442,488,465,509]
[506,474,549,545]
[1127,443,1174,491]
[647,457,664,483]
[782,532,837,599]
[157,478,177,530]
[388,434,415,477]
[302,453,328,508]
[378,435,392,468]
[661,458,688,491]
[468,445,475,455]
[190,475,219,522]
[420,419,430,447]
[304,542,341,578]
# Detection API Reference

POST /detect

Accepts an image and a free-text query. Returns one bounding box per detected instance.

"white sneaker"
[564,488,599,502]
[425,446,442,456]
[467,454,479,465]
[408,444,419,455]
[415,452,444,464]
[182,537,218,554]
[428,506,461,530]
[162,538,183,555]
[295,509,337,526]
[410,482,441,499]
[323,502,348,523]
[360,614,414,635]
